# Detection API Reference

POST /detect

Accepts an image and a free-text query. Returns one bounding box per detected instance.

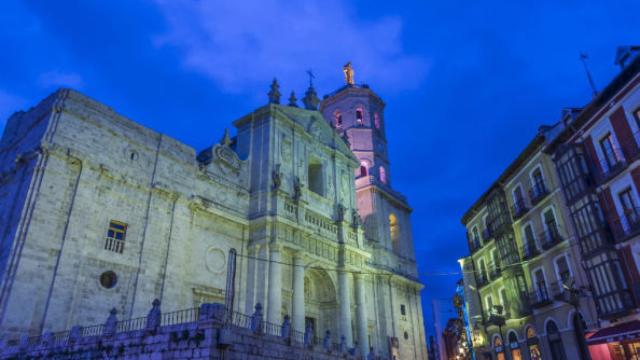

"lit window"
[356,108,364,125]
[308,161,324,196]
[359,161,368,177]
[334,111,343,128]
[105,220,127,253]
[380,166,387,184]
[389,214,400,251]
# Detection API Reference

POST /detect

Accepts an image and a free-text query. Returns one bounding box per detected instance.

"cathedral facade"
[0,74,426,359]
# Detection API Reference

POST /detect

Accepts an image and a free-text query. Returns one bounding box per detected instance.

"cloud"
[153,0,428,95]
[38,70,84,90]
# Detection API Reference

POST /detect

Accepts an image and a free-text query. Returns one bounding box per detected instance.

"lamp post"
[560,281,591,360]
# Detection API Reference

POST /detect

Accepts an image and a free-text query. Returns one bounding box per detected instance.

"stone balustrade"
[0,300,381,359]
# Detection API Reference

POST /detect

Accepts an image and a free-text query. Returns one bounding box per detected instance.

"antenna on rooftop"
[579,53,598,98]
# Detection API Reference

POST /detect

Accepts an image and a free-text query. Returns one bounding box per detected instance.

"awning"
[587,320,640,345]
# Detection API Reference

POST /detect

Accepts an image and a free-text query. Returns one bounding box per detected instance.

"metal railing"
[14,305,319,353]
[511,198,529,220]
[610,208,640,242]
[488,262,502,280]
[529,181,549,205]
[477,274,489,288]
[539,226,563,250]
[529,286,552,308]
[104,237,125,254]
[482,228,493,242]
[520,242,539,260]
[595,147,627,183]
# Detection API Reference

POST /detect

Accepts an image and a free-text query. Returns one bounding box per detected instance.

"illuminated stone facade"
[0,79,426,359]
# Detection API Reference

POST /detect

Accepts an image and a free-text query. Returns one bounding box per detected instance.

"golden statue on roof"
[343,61,355,85]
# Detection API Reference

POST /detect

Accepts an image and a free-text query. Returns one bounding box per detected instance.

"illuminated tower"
[320,63,424,359]
[320,63,407,252]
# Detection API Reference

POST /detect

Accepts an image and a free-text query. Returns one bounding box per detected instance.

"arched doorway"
[303,268,338,343]
[525,326,542,360]
[547,320,567,360]
[573,313,590,360]
[508,331,522,360]
[494,335,506,360]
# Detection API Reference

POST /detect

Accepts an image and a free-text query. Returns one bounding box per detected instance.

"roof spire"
[220,128,232,146]
[268,78,281,104]
[302,84,319,110]
[288,91,298,107]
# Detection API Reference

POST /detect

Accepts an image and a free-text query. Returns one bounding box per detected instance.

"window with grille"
[104,220,127,253]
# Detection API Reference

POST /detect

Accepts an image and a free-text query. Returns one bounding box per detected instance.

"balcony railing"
[595,148,627,183]
[104,237,125,254]
[529,181,550,206]
[610,208,640,243]
[529,286,552,308]
[482,228,493,242]
[520,242,539,260]
[539,227,563,250]
[477,274,489,288]
[511,198,529,220]
[489,262,502,280]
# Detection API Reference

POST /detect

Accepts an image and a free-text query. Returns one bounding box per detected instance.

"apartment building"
[461,46,640,360]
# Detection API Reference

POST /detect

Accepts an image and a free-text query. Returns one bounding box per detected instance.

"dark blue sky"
[2,0,639,339]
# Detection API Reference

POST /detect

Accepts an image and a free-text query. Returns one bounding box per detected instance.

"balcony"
[520,242,540,260]
[477,274,489,288]
[510,198,529,220]
[482,228,493,242]
[529,181,550,206]
[469,239,482,253]
[610,208,640,243]
[104,237,125,254]
[489,263,502,280]
[529,287,553,308]
[595,148,627,184]
[539,227,563,251]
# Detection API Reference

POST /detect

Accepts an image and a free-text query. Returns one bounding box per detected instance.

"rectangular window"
[543,209,559,241]
[105,220,127,253]
[600,134,618,168]
[532,169,544,188]
[400,304,406,316]
[619,187,637,214]
[308,162,324,196]
[556,256,571,283]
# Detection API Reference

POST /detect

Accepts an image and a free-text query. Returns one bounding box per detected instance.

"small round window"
[100,271,118,289]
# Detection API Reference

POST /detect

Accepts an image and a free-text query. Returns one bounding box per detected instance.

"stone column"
[292,254,305,333]
[355,273,369,355]
[338,270,353,347]
[267,245,282,325]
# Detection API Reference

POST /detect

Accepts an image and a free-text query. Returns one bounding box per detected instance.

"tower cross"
[306,69,315,87]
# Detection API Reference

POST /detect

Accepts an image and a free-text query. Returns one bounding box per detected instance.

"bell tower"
[319,63,412,259]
